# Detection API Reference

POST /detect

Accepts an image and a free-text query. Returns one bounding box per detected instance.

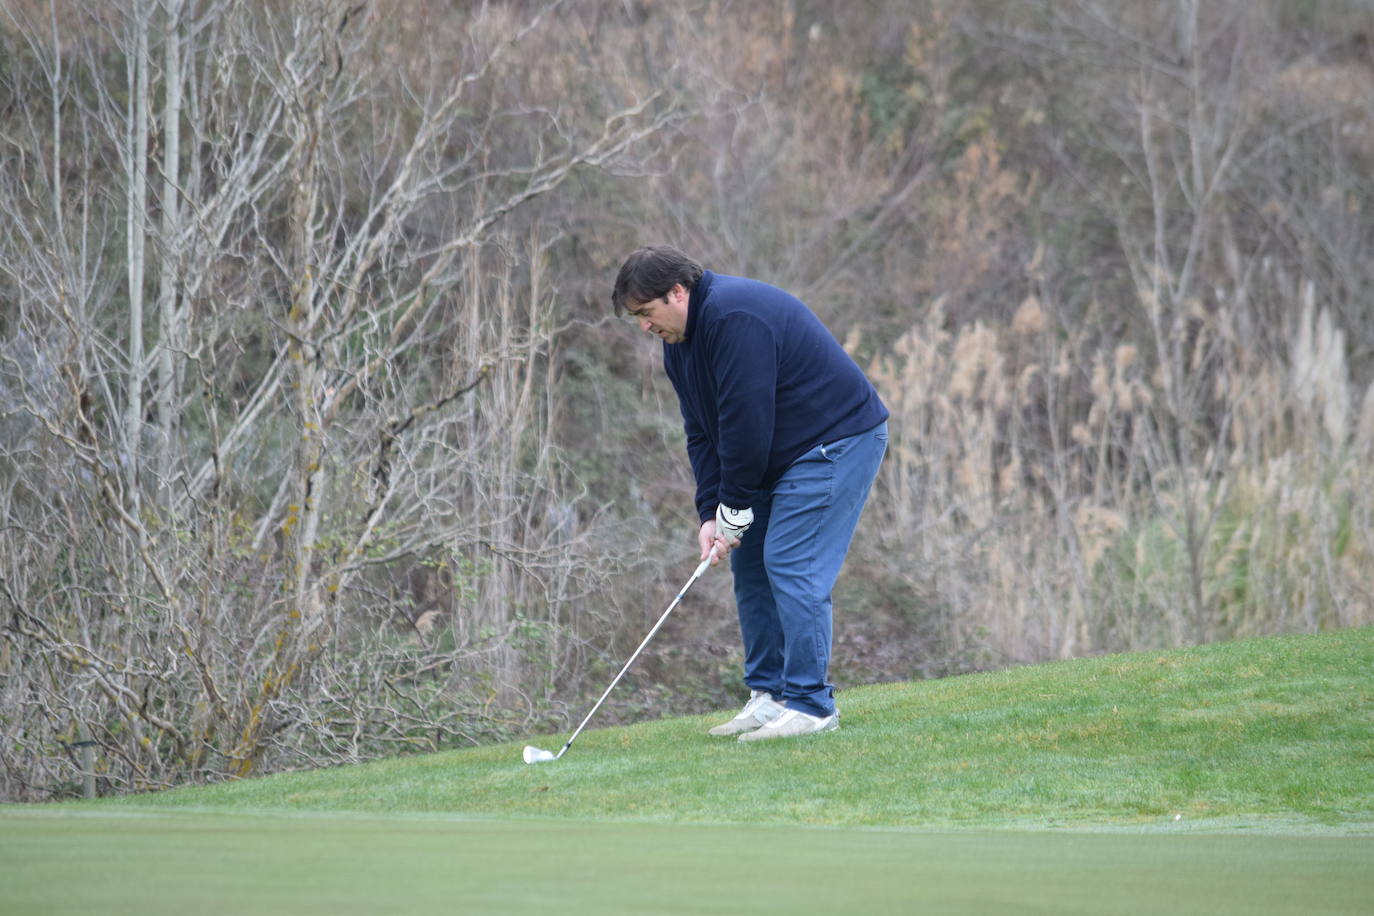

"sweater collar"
[683,270,713,343]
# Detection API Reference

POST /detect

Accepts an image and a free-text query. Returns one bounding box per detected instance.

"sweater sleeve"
[711,312,776,509]
[681,399,722,523]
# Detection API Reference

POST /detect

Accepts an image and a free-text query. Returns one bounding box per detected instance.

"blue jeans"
[729,421,888,717]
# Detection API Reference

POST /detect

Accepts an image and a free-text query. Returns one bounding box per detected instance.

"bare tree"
[0,0,683,798]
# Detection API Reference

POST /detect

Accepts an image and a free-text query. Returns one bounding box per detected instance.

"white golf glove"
[714,503,753,545]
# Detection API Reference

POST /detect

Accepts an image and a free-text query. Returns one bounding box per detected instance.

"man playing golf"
[613,246,888,741]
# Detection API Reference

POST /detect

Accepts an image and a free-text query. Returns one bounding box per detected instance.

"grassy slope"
[93,627,1374,831]
[6,630,1373,916]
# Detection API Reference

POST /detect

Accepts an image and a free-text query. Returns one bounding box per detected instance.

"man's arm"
[680,401,722,524]
[711,312,777,510]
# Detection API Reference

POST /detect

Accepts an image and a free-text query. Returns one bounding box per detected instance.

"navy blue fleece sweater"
[663,270,889,521]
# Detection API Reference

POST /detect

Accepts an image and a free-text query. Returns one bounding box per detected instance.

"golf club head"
[522,745,557,764]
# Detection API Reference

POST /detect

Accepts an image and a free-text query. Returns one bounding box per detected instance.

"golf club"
[522,549,716,764]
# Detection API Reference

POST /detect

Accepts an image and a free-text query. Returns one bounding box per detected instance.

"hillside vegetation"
[3,1,1373,800]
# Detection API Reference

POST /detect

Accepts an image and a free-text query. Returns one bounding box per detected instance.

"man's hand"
[714,503,753,547]
[699,505,752,564]
[699,520,722,564]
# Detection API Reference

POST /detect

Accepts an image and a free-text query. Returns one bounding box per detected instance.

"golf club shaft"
[555,550,716,756]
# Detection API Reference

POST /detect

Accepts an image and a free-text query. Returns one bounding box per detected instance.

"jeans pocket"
[819,438,849,462]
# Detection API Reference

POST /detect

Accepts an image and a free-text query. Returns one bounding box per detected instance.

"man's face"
[627,283,690,344]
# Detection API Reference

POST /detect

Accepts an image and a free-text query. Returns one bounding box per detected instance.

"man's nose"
[638,316,653,333]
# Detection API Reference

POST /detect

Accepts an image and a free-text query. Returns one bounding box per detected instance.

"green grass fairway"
[4,629,1372,913]
[3,809,1370,915]
[94,626,1374,831]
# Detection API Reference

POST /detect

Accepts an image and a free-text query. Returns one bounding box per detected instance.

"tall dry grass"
[853,288,1372,678]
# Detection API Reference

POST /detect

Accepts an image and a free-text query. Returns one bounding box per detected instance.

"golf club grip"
[559,552,714,752]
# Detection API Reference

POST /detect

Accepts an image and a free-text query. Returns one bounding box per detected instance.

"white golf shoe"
[736,707,838,742]
[707,690,785,736]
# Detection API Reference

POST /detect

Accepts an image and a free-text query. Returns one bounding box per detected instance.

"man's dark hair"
[612,246,703,313]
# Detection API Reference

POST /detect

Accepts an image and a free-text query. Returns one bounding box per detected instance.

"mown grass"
[6,630,1371,915]
[4,809,1370,916]
[89,627,1374,832]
